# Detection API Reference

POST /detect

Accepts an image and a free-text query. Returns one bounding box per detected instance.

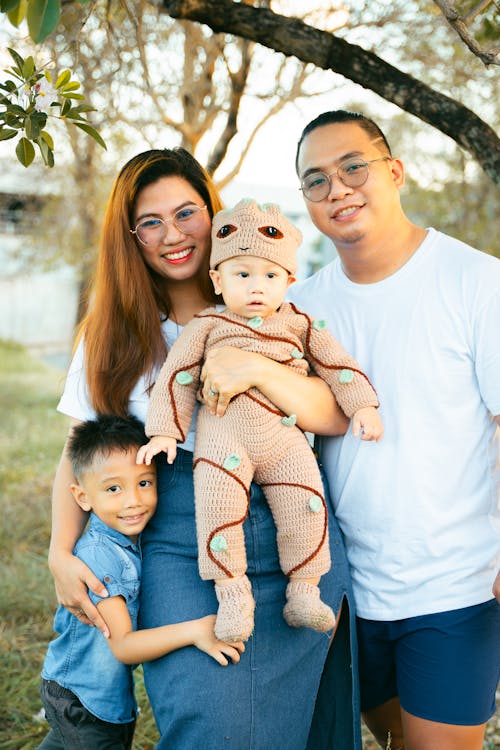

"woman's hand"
[49,548,110,638]
[201,347,262,417]
[200,345,349,435]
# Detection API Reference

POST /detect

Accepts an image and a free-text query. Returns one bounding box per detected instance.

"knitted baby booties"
[214,574,255,643]
[283,580,335,633]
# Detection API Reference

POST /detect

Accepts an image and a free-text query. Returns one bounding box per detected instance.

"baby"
[138,199,383,644]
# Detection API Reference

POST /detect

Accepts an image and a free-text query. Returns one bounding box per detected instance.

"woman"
[49,148,361,749]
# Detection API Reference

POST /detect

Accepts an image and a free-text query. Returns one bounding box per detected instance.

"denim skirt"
[140,449,361,750]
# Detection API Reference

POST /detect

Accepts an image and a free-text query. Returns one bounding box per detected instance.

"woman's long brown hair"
[77,148,224,416]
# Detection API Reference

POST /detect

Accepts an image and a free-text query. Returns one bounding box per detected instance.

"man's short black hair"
[295,110,392,174]
[67,415,147,479]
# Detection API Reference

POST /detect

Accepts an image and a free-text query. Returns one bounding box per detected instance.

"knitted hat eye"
[217,224,237,239]
[259,225,283,239]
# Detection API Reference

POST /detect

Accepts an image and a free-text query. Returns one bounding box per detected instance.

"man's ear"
[70,483,92,512]
[209,269,222,295]
[390,157,405,189]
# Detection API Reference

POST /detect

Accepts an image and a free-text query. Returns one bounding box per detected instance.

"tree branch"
[162,0,500,184]
[431,0,499,67]
[463,0,494,25]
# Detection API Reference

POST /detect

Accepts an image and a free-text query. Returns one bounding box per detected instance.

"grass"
[0,338,498,749]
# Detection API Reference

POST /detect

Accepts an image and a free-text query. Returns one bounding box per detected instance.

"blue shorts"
[357,599,500,725]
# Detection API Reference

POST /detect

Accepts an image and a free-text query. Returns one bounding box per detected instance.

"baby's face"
[73,447,157,541]
[209,255,295,319]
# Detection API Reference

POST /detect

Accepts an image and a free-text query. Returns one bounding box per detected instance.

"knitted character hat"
[210,198,302,275]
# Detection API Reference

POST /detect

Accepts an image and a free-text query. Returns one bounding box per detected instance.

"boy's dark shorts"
[39,679,135,749]
[357,598,500,725]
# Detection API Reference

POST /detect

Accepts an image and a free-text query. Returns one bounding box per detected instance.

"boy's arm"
[97,596,244,666]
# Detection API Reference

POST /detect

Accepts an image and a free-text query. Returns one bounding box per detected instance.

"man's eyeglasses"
[300,157,391,202]
[130,204,208,245]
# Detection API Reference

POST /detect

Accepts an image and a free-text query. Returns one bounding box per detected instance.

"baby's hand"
[352,407,384,442]
[136,436,177,465]
[193,614,245,666]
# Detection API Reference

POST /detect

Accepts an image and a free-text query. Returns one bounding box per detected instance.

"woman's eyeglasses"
[131,204,208,245]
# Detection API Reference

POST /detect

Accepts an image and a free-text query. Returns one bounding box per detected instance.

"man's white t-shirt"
[288,228,500,620]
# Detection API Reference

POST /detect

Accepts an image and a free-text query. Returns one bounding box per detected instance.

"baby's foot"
[283,580,335,632]
[214,575,255,643]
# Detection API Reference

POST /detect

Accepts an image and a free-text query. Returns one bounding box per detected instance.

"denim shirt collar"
[88,512,140,552]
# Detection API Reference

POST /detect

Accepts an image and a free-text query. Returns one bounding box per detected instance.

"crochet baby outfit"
[145,200,379,642]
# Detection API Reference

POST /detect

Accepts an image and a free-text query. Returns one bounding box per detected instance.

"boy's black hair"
[67,415,147,479]
[295,110,392,174]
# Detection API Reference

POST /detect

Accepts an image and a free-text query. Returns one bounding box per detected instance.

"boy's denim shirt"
[42,513,141,723]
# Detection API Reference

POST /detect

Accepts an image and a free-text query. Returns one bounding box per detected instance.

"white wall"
[0,264,78,355]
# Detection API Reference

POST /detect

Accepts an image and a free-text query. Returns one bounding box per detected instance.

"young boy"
[38,415,244,750]
[137,199,383,646]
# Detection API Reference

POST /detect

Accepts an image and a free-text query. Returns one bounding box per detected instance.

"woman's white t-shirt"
[57,318,198,452]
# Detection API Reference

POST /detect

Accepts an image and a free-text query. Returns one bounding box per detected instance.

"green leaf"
[60,98,71,116]
[27,0,61,43]
[7,0,27,26]
[61,92,85,100]
[40,129,54,149]
[16,136,35,167]
[60,80,80,92]
[22,56,35,79]
[25,115,36,139]
[73,121,107,149]
[7,47,25,75]
[64,106,96,120]
[0,128,18,141]
[55,70,71,89]
[3,113,23,128]
[5,104,27,117]
[25,111,46,139]
[1,0,20,12]
[68,103,95,114]
[0,80,18,93]
[35,135,54,166]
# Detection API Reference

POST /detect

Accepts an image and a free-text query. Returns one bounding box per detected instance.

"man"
[288,109,500,750]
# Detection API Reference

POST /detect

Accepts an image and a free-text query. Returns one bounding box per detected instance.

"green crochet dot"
[223,453,241,471]
[312,319,327,331]
[290,347,303,359]
[210,535,228,552]
[339,368,354,384]
[281,414,297,427]
[247,316,263,329]
[175,370,193,385]
[309,496,323,513]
